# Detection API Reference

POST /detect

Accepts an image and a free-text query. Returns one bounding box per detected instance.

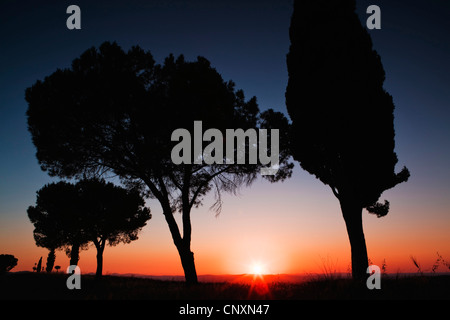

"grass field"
[1,272,449,300]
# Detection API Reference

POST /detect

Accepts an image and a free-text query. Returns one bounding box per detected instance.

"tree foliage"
[26,42,293,284]
[286,0,409,212]
[27,181,88,264]
[0,254,18,274]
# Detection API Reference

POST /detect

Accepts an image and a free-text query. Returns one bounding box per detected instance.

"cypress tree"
[286,0,410,279]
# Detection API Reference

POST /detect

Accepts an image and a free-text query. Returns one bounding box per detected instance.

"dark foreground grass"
[1,272,449,300]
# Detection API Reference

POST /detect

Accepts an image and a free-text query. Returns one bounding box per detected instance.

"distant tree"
[54,265,61,273]
[28,179,151,278]
[286,0,410,279]
[45,248,56,273]
[36,257,42,273]
[0,254,18,274]
[28,181,89,266]
[26,42,293,285]
[76,179,151,278]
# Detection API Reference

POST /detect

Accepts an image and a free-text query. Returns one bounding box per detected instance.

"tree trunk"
[177,243,198,286]
[95,241,105,278]
[339,198,369,280]
[144,176,199,286]
[180,184,198,286]
[161,203,198,285]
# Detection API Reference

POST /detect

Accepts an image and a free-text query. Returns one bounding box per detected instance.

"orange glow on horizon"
[3,170,450,278]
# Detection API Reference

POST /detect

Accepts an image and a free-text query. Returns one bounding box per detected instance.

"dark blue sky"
[1,0,449,271]
[2,0,448,191]
[1,0,295,212]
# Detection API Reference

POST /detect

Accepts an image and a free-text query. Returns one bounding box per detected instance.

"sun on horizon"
[249,261,267,276]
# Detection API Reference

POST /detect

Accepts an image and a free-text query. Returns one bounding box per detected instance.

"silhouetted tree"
[36,257,42,273]
[0,254,18,274]
[26,42,293,285]
[28,181,89,266]
[54,265,61,272]
[67,242,84,266]
[45,248,56,273]
[28,179,151,278]
[286,0,410,279]
[76,179,151,278]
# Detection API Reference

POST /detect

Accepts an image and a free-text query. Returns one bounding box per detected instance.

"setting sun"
[250,262,266,275]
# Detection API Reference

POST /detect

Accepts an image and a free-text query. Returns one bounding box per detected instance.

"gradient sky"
[1,0,449,276]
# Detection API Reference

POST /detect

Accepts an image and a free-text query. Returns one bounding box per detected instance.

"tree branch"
[188,165,234,209]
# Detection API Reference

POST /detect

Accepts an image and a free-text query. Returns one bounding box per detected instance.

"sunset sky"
[1,0,449,276]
